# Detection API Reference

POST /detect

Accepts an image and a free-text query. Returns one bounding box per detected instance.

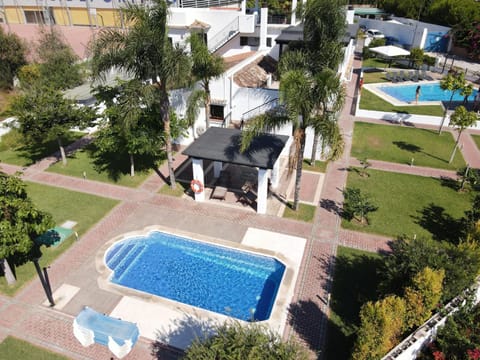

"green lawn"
[342,168,477,239]
[325,246,382,360]
[359,89,445,117]
[362,58,409,70]
[362,71,389,84]
[159,181,189,196]
[0,129,84,166]
[282,203,316,222]
[0,90,16,121]
[47,143,153,187]
[0,337,69,360]
[472,134,480,151]
[302,159,327,173]
[351,122,465,170]
[0,182,118,296]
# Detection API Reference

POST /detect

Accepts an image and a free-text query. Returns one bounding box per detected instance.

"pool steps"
[108,239,284,280]
[113,244,147,281]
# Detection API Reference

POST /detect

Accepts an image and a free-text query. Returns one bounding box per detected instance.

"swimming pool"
[378,82,478,103]
[105,231,285,322]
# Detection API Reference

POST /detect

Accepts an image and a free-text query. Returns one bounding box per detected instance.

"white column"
[291,0,297,25]
[257,168,269,214]
[241,0,246,13]
[192,158,205,202]
[213,161,223,178]
[419,28,428,50]
[270,159,280,188]
[259,7,268,50]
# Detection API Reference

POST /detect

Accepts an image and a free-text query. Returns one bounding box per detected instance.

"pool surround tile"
[96,225,306,349]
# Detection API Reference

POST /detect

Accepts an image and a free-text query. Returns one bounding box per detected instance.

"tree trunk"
[57,137,67,165]
[439,95,454,134]
[449,131,462,164]
[293,127,306,211]
[0,258,16,285]
[310,130,319,165]
[205,82,211,129]
[161,92,176,189]
[129,153,135,177]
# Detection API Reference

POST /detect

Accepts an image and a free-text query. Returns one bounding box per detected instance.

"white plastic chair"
[73,319,95,347]
[108,336,133,359]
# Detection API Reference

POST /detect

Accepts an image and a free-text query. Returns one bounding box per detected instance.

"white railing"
[382,281,480,360]
[241,98,280,122]
[208,17,240,53]
[178,0,240,8]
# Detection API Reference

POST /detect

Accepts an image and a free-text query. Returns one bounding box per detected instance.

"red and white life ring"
[190,179,204,194]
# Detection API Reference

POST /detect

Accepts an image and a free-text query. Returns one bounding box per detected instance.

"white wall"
[231,87,278,120]
[357,17,450,50]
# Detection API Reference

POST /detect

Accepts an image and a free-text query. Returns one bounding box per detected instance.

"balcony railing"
[177,0,240,8]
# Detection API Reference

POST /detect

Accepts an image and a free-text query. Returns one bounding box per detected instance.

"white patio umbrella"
[369,45,411,58]
[369,45,411,68]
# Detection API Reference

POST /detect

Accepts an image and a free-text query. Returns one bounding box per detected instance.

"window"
[24,9,55,24]
[210,104,224,120]
[240,36,260,47]
[267,37,272,47]
[24,10,46,24]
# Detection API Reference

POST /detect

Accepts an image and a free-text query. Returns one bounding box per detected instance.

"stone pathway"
[1,51,480,360]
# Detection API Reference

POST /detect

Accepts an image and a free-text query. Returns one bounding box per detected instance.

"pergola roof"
[182,127,289,170]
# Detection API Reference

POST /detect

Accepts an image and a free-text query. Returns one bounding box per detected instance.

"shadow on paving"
[150,313,216,359]
[288,299,325,356]
[319,198,343,217]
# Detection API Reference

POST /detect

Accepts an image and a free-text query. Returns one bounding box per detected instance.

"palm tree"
[302,0,346,71]
[188,33,225,129]
[448,106,478,163]
[310,68,345,164]
[439,72,467,134]
[90,0,190,188]
[241,63,344,211]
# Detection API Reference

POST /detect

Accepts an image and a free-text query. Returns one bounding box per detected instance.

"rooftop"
[182,127,288,170]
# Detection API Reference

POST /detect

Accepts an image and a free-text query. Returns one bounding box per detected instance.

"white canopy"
[370,45,410,57]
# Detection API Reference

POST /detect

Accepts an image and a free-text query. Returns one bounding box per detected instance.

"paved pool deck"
[1,53,480,360]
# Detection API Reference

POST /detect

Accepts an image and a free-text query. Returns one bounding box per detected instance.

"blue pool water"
[379,82,478,103]
[105,231,285,321]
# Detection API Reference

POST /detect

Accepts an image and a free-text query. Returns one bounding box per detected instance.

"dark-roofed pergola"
[182,127,289,213]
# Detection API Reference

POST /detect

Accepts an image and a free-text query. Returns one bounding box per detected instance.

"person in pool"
[415,85,421,104]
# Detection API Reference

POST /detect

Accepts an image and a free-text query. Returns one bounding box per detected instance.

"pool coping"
[95,225,305,349]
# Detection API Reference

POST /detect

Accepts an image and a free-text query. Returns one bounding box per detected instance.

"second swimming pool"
[105,231,286,321]
[378,82,478,103]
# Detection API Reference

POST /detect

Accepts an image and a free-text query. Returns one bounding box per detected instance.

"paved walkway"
[1,51,480,360]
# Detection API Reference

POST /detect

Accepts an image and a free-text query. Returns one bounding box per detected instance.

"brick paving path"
[1,51,480,360]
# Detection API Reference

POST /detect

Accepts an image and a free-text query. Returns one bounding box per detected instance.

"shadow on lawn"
[393,139,449,164]
[393,141,422,153]
[86,143,159,181]
[323,252,383,360]
[13,132,83,165]
[414,203,464,243]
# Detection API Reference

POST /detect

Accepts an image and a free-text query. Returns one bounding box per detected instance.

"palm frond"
[240,111,289,152]
[185,89,205,127]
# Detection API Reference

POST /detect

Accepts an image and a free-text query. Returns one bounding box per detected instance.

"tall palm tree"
[90,0,190,188]
[310,68,345,164]
[189,33,225,129]
[241,64,344,211]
